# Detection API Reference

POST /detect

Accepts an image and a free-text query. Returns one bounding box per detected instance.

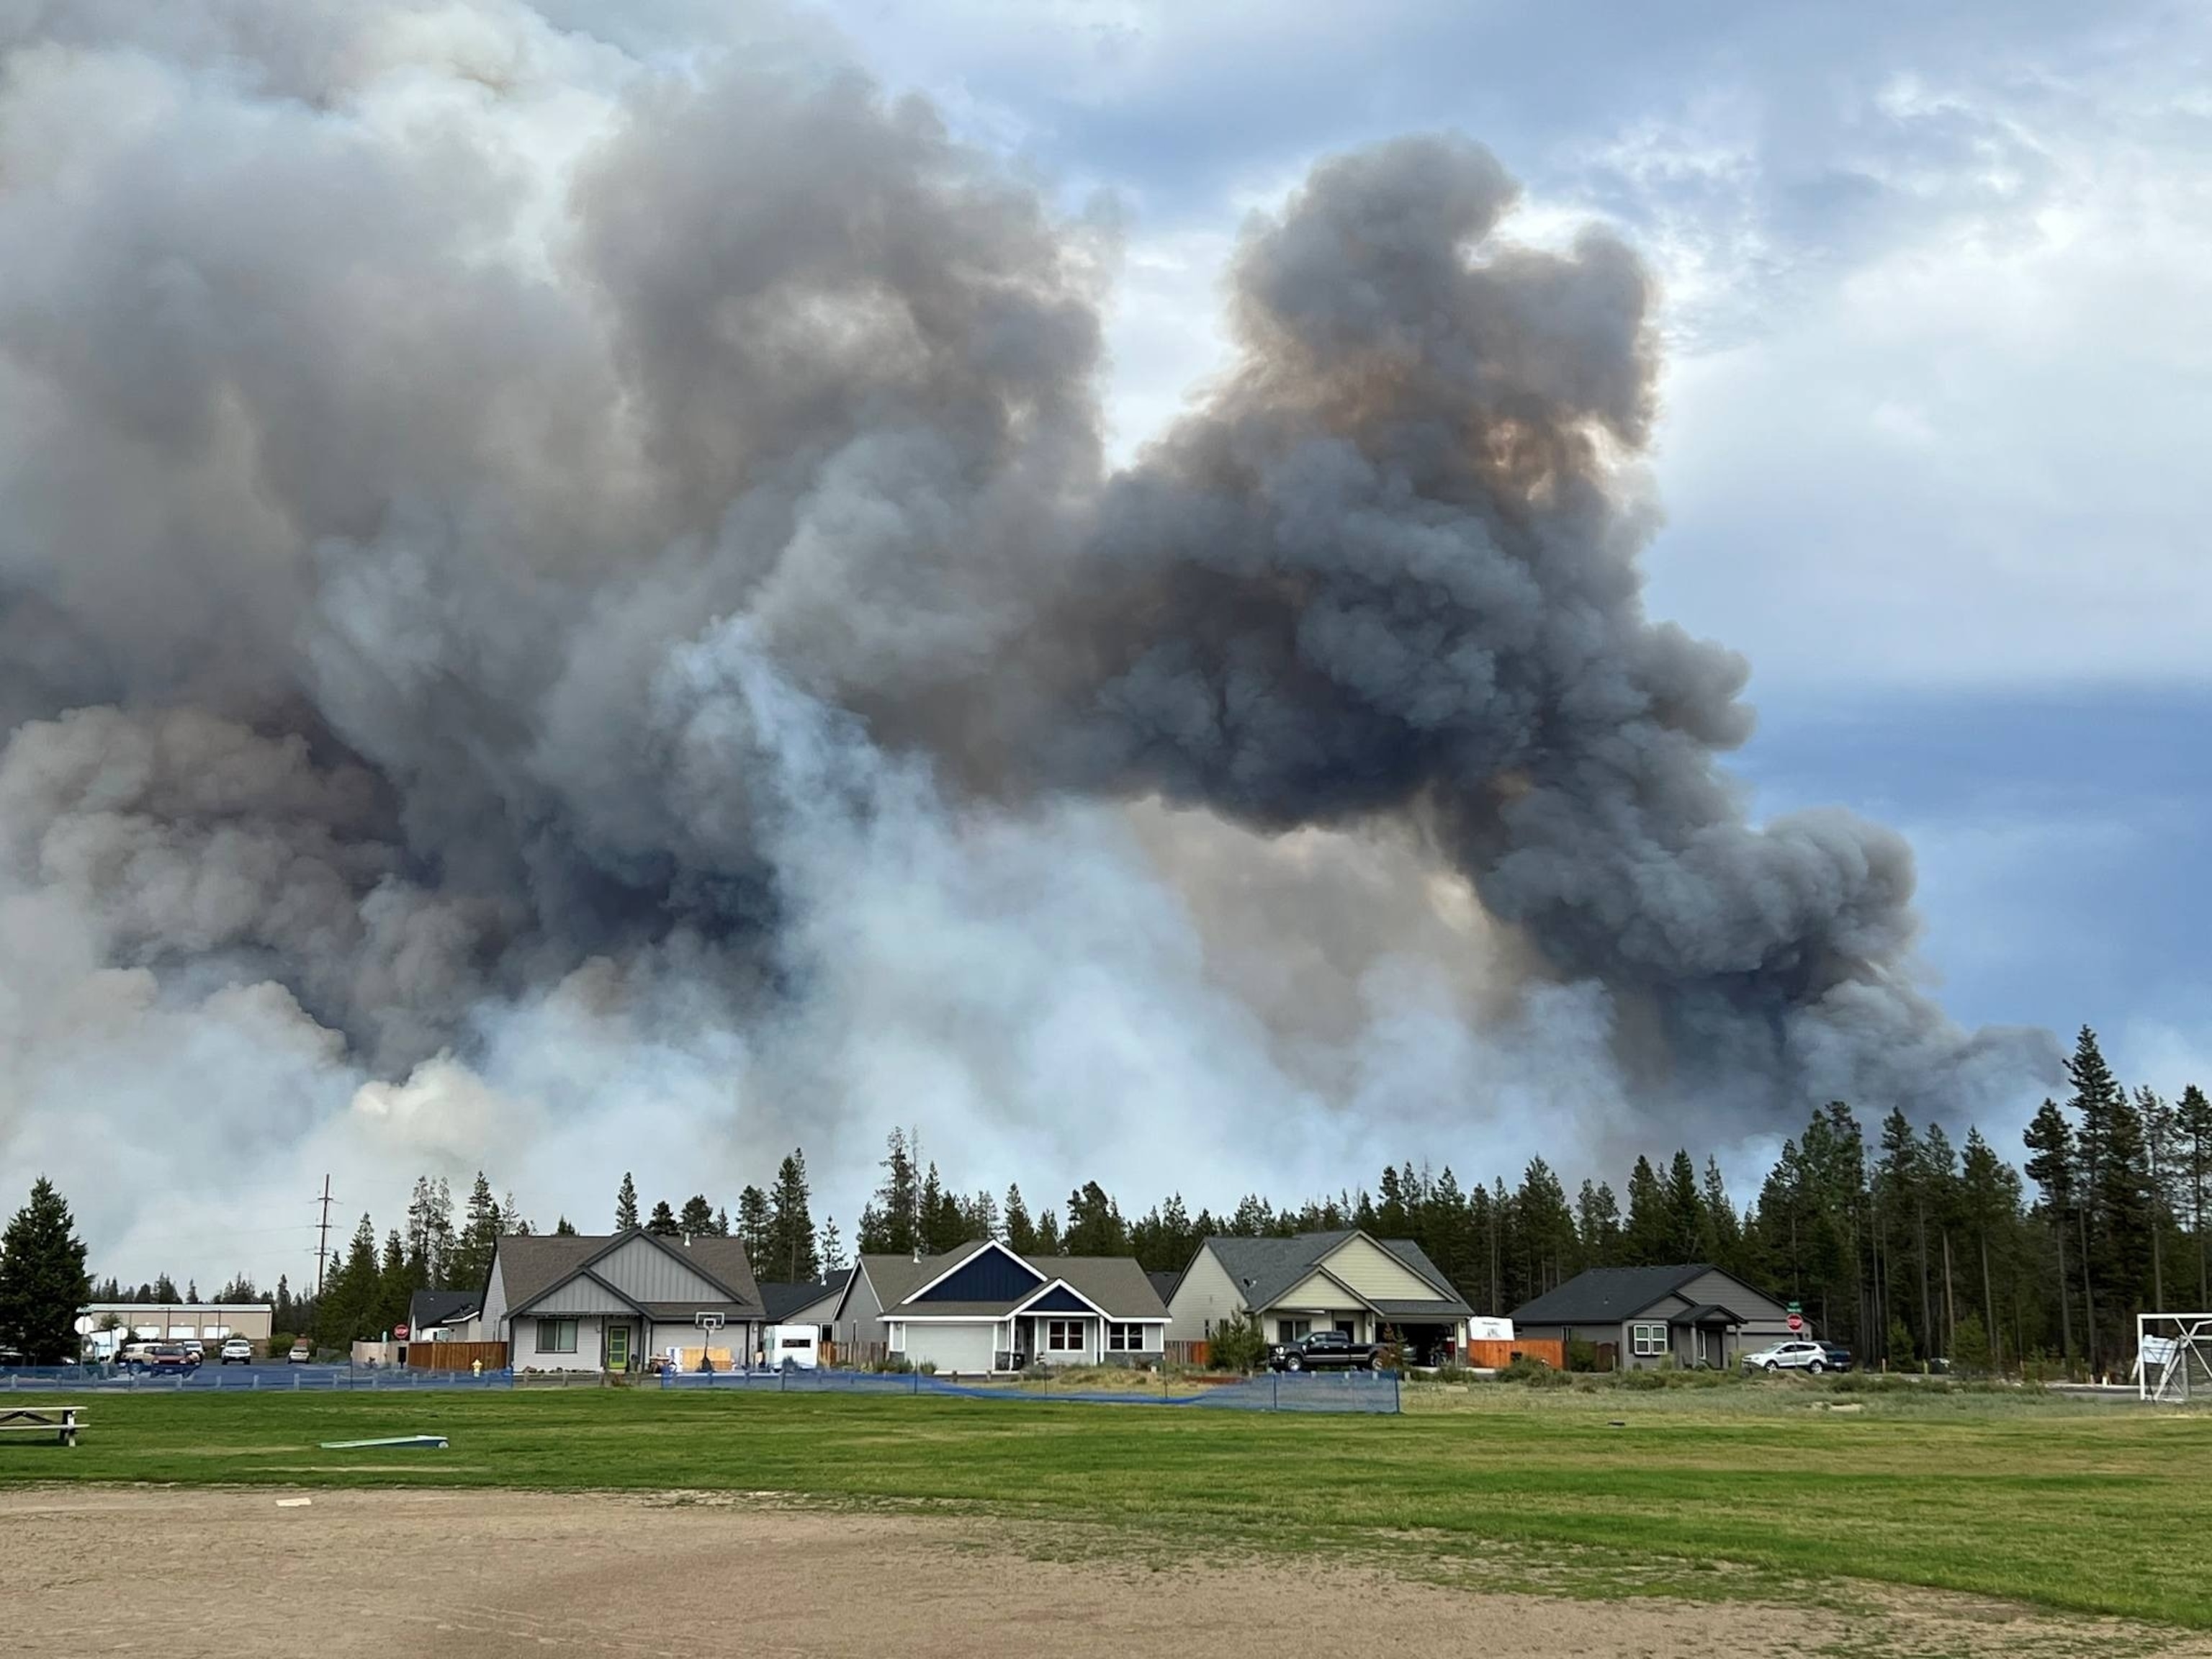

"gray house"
[479,1228,765,1372]
[1510,1264,1793,1370]
[1166,1231,1473,1363]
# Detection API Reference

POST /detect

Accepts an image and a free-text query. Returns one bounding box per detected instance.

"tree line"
[40,1025,2211,1371]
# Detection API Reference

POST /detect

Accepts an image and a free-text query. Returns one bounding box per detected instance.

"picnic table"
[0,1403,86,1446]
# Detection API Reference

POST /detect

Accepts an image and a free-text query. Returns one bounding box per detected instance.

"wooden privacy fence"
[1462,1338,1565,1370]
[1165,1340,1212,1369]
[406,1341,508,1372]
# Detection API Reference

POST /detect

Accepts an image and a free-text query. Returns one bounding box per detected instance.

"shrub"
[1207,1309,1268,1375]
[1616,1366,1668,1391]
[1565,1338,1600,1373]
[871,1354,915,1374]
[918,1361,937,1376]
[1498,1356,1568,1388]
[1429,1361,1473,1384]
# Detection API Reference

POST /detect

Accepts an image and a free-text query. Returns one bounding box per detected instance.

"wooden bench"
[0,1404,86,1447]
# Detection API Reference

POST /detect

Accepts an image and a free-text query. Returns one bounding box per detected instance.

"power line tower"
[314,1174,334,1298]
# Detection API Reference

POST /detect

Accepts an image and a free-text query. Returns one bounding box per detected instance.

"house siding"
[526,1277,640,1316]
[902,1321,999,1376]
[513,1312,605,1371]
[480,1258,508,1334]
[836,1267,888,1352]
[594,1235,736,1304]
[1321,1237,1445,1302]
[1165,1247,1246,1346]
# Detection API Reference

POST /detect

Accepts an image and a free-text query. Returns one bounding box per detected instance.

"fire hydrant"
[471,1358,483,1377]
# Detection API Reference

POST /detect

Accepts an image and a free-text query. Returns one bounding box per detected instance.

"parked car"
[219,1339,254,1365]
[145,1343,201,1374]
[0,1344,23,1366]
[1742,1339,1832,1375]
[1818,1343,1853,1372]
[117,1341,154,1368]
[1267,1330,1382,1372]
[287,1341,313,1364]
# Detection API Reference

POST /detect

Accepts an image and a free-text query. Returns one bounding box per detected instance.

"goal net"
[2135,1313,2212,1403]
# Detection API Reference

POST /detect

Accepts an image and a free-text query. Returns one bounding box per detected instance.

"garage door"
[907,1322,997,1376]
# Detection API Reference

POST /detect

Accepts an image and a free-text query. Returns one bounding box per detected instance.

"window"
[536,1318,578,1354]
[1334,1320,1357,1338]
[1629,1322,1667,1357]
[1046,1318,1084,1352]
[1278,1318,1311,1343]
[1107,1322,1146,1352]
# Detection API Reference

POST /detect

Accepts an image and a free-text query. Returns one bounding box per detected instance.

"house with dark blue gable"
[830,1239,1170,1375]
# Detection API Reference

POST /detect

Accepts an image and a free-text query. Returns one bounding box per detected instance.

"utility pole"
[314,1175,334,1298]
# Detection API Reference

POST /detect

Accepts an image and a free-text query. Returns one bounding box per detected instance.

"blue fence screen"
[3,1364,1400,1412]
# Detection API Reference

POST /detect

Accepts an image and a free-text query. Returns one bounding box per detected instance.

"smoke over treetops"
[0,2,2054,1277]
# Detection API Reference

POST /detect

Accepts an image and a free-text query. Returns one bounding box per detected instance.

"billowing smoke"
[0,1,2052,1278]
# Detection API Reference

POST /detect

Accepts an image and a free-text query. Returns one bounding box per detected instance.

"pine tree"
[2064,1027,2124,1372]
[735,1187,770,1259]
[273,1274,295,1336]
[377,1228,411,1335]
[858,1130,919,1255]
[2177,1084,2212,1305]
[817,1216,847,1276]
[1003,1184,1035,1256]
[153,1272,179,1303]
[2138,1086,2177,1313]
[616,1172,640,1232]
[1699,1156,1743,1271]
[1661,1150,1705,1263]
[1622,1156,1665,1264]
[316,1215,379,1349]
[501,1193,530,1237]
[678,1195,716,1237]
[554,1216,578,1236]
[2023,1099,2077,1362]
[2093,1085,2154,1358]
[445,1174,502,1292]
[0,1177,93,1364]
[647,1200,680,1237]
[768,1151,819,1281]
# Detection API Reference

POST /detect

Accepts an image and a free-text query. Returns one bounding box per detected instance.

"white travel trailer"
[765,1324,820,1370]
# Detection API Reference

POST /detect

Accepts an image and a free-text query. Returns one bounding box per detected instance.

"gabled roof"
[1510,1264,1754,1326]
[856,1245,1170,1321]
[407,1290,480,1331]
[760,1272,849,1323]
[1146,1269,1184,1305]
[1197,1231,1470,1317]
[493,1229,763,1321]
[1672,1303,1745,1326]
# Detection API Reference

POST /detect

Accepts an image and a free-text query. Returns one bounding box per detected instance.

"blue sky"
[815,0,2212,1115]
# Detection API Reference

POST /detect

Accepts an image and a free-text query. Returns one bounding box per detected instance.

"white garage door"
[907,1323,997,1376]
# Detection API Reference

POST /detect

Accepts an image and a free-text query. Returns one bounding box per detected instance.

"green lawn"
[3,1382,2206,1628]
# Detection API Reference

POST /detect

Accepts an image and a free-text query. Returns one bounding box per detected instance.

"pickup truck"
[1266,1331,1383,1372]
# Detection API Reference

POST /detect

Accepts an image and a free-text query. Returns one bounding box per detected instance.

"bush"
[1616,1366,1668,1391]
[871,1354,914,1374]
[1428,1361,1473,1384]
[917,1361,937,1376]
[1498,1356,1568,1388]
[1207,1309,1268,1374]
[1565,1338,1600,1373]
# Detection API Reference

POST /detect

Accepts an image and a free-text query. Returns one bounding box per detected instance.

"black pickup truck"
[1266,1331,1382,1372]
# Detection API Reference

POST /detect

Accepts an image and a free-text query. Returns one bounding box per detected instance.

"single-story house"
[479,1228,765,1372]
[831,1239,1170,1375]
[1510,1264,1794,1370]
[405,1289,482,1342]
[761,1272,849,1337]
[1166,1231,1474,1362]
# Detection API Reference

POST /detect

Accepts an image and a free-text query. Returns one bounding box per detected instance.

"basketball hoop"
[694,1311,726,1374]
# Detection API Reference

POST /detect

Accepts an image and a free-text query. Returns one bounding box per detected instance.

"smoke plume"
[0,1,2052,1277]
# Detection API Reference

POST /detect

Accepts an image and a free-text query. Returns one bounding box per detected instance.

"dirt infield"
[6,1487,2206,1658]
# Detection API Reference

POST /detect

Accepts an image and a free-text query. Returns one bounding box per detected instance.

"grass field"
[4,1381,2208,1629]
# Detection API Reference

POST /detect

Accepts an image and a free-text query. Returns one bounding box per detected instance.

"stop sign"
[1786,1314,1804,1333]
[395,1324,410,1340]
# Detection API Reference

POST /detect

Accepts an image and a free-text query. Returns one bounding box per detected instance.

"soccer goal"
[2134,1313,2212,1403]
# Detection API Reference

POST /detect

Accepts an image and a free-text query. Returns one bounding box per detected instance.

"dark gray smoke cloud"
[0,1,2053,1276]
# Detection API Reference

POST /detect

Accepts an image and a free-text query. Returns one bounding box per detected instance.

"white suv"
[219,1339,254,1365]
[1743,1339,1830,1375]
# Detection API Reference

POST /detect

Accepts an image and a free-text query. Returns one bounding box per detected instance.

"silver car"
[1743,1339,1830,1375]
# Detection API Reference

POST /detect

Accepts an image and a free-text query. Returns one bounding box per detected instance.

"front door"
[606,1323,630,1372]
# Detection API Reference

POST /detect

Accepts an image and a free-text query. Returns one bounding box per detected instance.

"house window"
[1046,1319,1084,1352]
[1630,1321,1668,1357]
[1278,1318,1311,1343]
[1107,1322,1146,1352]
[536,1318,578,1354]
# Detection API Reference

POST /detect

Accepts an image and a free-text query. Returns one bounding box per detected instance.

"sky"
[805,0,2212,1092]
[4,1,2208,1292]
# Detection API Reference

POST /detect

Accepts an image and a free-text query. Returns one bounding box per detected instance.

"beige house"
[1166,1231,1473,1363]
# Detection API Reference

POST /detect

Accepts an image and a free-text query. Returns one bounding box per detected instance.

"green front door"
[606,1323,630,1372]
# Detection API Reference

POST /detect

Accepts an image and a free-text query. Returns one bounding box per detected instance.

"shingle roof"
[1146,1269,1184,1305]
[407,1290,480,1330]
[1510,1264,1721,1325]
[1199,1231,1469,1316]
[1671,1303,1745,1326]
[760,1272,848,1323]
[858,1243,1170,1321]
[495,1230,763,1318]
